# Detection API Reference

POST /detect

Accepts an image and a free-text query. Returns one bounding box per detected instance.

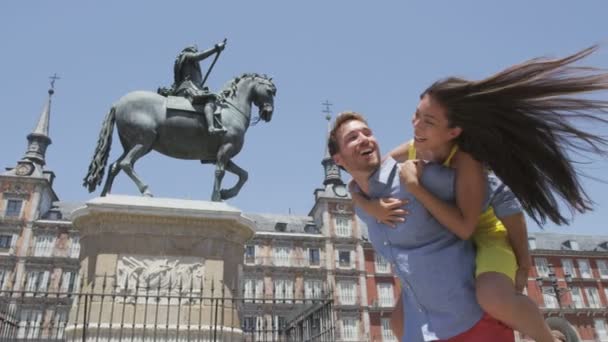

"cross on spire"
[322,100,333,121]
[49,73,61,92]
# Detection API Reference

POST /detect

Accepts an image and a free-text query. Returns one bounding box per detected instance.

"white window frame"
[595,319,608,342]
[578,259,592,278]
[17,309,42,339]
[0,268,9,291]
[597,260,608,279]
[535,257,549,277]
[4,198,24,218]
[542,286,559,308]
[53,310,68,339]
[304,279,323,299]
[571,286,585,308]
[586,287,601,309]
[335,216,352,237]
[377,283,394,307]
[562,258,577,278]
[69,236,80,258]
[338,281,356,305]
[33,234,55,257]
[336,249,353,268]
[272,246,290,266]
[308,247,321,266]
[25,270,50,293]
[341,318,358,341]
[60,271,77,293]
[375,253,390,273]
[274,278,293,300]
[528,237,537,250]
[243,277,264,302]
[381,317,397,341]
[244,245,256,265]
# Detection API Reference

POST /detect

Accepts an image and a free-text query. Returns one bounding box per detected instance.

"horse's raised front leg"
[220,160,248,200]
[212,161,225,202]
[120,143,154,197]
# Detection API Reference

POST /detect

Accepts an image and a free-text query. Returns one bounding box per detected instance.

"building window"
[342,318,358,341]
[5,199,23,218]
[335,217,351,237]
[273,279,293,300]
[337,250,352,268]
[308,248,320,266]
[244,245,256,264]
[272,246,290,266]
[381,318,397,341]
[375,253,390,273]
[60,271,77,293]
[69,236,80,258]
[563,240,579,250]
[586,287,601,309]
[535,257,549,277]
[33,234,55,257]
[53,310,68,339]
[0,268,9,291]
[571,286,585,308]
[528,237,537,250]
[17,309,42,339]
[243,316,256,332]
[25,270,50,293]
[597,260,608,279]
[594,319,608,342]
[0,235,11,249]
[577,259,592,278]
[562,259,577,278]
[304,279,323,299]
[243,278,264,302]
[377,283,394,307]
[542,287,559,308]
[338,281,356,305]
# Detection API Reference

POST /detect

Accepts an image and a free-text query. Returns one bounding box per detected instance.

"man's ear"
[333,154,343,167]
[448,126,462,139]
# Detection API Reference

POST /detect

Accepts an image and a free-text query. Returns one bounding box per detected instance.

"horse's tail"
[83,106,116,192]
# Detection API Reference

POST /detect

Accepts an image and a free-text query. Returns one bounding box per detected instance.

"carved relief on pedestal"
[116,255,204,295]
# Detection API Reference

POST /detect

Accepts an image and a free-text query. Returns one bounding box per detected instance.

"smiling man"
[328,111,514,342]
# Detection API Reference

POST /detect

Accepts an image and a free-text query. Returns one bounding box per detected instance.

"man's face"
[332,119,381,174]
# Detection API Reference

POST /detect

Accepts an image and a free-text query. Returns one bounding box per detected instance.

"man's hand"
[400,159,424,193]
[215,40,226,52]
[515,266,530,293]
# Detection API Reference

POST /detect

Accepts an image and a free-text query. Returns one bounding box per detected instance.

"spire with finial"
[23,74,59,166]
[321,100,344,186]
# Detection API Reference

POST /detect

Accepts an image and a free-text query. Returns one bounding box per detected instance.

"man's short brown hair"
[327,111,368,156]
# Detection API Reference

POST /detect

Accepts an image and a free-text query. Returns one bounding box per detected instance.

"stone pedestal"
[64,195,255,341]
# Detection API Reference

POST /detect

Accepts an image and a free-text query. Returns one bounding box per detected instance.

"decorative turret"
[321,100,344,187]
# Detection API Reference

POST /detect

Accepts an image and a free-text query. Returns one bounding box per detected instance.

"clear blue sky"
[1,1,607,235]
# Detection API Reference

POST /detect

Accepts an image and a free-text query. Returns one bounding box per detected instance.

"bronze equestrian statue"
[83,70,276,202]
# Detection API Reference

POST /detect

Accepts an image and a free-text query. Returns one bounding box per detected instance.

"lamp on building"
[536,263,572,308]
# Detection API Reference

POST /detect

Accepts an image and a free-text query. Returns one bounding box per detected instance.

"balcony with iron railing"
[243,256,325,268]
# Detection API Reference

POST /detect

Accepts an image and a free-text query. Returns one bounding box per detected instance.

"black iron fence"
[0,276,335,342]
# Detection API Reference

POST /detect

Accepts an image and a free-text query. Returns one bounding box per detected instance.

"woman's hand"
[400,159,424,193]
[515,266,530,293]
[369,198,409,227]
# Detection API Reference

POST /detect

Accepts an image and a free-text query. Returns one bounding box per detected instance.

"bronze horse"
[83,73,276,201]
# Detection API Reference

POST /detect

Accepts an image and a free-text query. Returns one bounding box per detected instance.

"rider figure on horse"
[172,41,227,135]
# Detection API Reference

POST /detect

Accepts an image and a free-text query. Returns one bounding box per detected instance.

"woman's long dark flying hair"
[424,45,608,226]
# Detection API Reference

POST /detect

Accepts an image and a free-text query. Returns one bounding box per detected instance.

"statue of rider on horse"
[159,39,228,135]
[85,39,277,201]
